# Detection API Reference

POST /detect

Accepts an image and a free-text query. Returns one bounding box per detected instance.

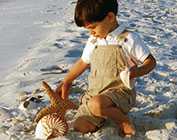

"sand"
[0,0,177,139]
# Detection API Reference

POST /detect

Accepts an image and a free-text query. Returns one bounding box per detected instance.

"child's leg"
[73,116,98,133]
[73,93,105,134]
[87,95,135,137]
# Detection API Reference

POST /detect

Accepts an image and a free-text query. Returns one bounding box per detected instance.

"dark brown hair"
[74,0,118,27]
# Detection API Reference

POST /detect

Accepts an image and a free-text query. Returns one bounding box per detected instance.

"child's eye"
[89,26,95,29]
[91,26,97,30]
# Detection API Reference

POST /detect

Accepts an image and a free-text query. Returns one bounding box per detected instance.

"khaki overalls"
[75,32,136,127]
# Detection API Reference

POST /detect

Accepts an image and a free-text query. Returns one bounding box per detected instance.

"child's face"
[84,12,117,38]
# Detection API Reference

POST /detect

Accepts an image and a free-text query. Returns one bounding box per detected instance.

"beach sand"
[0,0,177,139]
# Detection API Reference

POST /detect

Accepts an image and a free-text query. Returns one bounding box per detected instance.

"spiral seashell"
[35,113,68,139]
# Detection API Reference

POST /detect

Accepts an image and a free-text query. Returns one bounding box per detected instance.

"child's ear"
[106,12,116,22]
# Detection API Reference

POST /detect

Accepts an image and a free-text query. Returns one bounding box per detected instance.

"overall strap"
[116,31,131,63]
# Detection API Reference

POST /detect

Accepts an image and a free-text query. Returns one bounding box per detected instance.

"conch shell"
[35,113,68,139]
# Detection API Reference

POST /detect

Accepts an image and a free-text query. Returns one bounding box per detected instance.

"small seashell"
[158,72,168,77]
[35,113,68,139]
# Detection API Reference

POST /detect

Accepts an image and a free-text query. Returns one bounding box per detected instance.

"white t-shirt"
[81,23,150,67]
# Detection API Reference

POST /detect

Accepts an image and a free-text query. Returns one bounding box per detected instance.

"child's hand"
[55,58,89,99]
[129,54,156,79]
[55,81,72,99]
[55,82,63,98]
[61,81,72,100]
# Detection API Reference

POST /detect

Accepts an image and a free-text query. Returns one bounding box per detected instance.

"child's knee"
[73,117,97,133]
[88,97,102,116]
[88,95,113,117]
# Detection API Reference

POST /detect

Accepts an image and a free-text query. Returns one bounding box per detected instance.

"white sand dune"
[0,0,177,139]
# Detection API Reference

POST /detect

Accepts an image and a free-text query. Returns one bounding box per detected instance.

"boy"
[56,0,156,137]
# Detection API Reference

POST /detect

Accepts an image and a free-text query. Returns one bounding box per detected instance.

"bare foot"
[118,120,136,138]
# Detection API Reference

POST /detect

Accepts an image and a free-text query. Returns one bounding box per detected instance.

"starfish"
[33,81,77,123]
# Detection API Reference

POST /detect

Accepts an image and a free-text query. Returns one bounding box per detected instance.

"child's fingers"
[55,82,63,97]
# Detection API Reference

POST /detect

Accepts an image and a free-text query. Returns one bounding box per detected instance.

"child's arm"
[57,58,89,99]
[129,54,156,79]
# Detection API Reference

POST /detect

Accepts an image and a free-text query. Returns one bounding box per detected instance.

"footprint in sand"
[40,65,68,75]
[53,42,64,49]
[65,49,82,58]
